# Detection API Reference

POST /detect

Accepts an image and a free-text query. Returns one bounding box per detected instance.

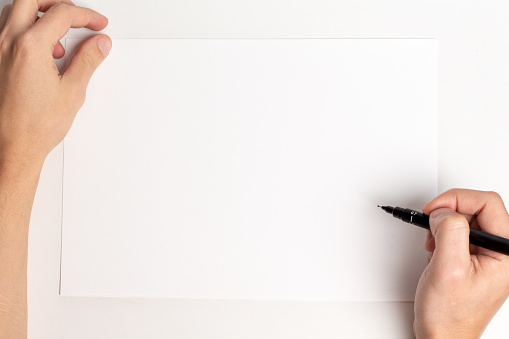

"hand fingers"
[423,189,509,239]
[424,230,435,252]
[53,40,65,59]
[29,3,108,52]
[428,208,471,270]
[425,215,479,254]
[63,34,111,93]
[7,0,74,34]
[30,12,64,59]
[427,251,433,264]
[0,3,12,32]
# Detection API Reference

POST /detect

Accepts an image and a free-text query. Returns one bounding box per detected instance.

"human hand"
[0,0,111,168]
[414,189,509,338]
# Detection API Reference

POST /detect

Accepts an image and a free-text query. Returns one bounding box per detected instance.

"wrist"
[0,144,46,176]
[0,148,45,203]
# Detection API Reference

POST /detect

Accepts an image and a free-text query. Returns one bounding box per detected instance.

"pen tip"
[377,205,381,208]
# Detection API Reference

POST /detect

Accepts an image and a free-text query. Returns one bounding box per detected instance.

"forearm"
[0,154,44,338]
[0,0,110,337]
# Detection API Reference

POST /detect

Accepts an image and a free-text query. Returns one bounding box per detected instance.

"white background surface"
[0,0,507,337]
[61,39,436,301]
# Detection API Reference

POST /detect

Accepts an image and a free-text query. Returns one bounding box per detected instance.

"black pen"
[379,205,509,256]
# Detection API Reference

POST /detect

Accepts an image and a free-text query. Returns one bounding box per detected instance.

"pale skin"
[414,189,509,338]
[0,0,111,337]
[0,2,508,339]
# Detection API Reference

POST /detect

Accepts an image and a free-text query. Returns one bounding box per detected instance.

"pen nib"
[378,205,395,214]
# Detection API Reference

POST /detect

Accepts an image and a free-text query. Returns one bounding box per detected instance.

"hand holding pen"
[405,189,509,339]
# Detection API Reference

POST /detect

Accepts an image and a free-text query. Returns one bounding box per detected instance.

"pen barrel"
[387,206,509,257]
[392,208,430,230]
[469,229,509,256]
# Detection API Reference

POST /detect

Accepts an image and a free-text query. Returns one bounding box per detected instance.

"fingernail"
[98,36,112,57]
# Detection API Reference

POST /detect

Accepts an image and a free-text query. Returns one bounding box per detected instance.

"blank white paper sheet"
[61,39,437,301]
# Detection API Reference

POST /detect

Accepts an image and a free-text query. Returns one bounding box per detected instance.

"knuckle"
[51,2,68,12]
[79,51,97,70]
[14,32,37,55]
[444,188,462,198]
[487,191,503,202]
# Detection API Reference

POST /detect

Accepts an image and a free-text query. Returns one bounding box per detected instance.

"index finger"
[28,3,107,51]
[423,189,509,239]
[7,0,74,33]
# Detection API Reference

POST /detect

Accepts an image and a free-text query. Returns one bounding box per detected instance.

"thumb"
[429,208,471,269]
[64,35,112,90]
